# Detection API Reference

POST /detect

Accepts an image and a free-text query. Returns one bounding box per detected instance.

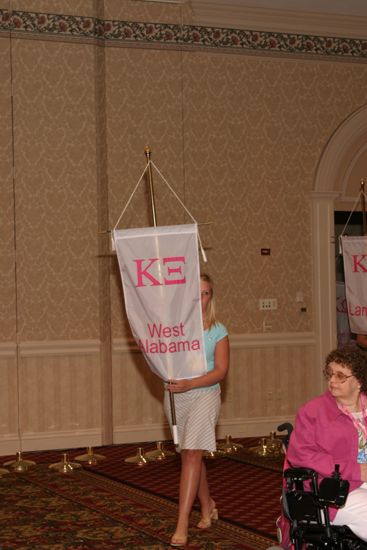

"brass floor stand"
[217,434,244,454]
[145,441,175,461]
[248,431,283,457]
[125,447,150,466]
[49,453,82,473]
[203,449,225,459]
[4,451,36,473]
[75,446,106,465]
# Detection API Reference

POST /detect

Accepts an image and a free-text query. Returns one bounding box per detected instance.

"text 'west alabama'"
[138,322,201,354]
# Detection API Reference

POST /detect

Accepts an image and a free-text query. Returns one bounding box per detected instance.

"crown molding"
[1,6,366,60]
[190,2,367,39]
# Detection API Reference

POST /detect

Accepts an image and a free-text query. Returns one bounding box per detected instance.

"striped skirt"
[163,386,221,452]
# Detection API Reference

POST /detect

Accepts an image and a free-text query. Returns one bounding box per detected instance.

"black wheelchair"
[277,424,367,549]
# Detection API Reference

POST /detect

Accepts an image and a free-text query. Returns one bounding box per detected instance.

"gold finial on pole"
[361,178,366,236]
[144,146,157,227]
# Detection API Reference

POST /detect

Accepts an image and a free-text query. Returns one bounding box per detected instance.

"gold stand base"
[125,447,150,466]
[74,446,106,465]
[217,434,244,454]
[49,453,82,473]
[145,441,175,461]
[4,451,36,473]
[248,431,283,457]
[203,449,225,459]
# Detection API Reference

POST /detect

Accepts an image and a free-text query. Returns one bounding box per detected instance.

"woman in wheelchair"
[283,347,367,544]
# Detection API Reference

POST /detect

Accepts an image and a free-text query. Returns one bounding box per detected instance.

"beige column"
[311,191,339,388]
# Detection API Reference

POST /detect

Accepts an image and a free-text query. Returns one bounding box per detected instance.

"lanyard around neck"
[338,393,367,440]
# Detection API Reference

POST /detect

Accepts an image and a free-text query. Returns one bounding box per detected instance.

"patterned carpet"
[0,438,283,549]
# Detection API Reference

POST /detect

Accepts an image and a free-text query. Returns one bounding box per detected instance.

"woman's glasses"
[324,370,354,383]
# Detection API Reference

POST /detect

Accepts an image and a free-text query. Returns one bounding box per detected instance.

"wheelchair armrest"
[284,468,317,480]
[318,477,349,507]
[284,465,350,509]
[284,467,318,484]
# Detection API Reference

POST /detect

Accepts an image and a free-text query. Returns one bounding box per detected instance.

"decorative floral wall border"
[0,9,367,61]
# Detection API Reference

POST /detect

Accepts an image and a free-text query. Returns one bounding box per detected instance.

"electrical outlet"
[263,321,272,332]
[259,298,277,311]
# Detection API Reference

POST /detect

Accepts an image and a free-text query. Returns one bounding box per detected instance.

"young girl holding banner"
[164,273,230,547]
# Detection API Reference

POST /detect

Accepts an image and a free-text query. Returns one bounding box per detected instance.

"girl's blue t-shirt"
[204,322,228,377]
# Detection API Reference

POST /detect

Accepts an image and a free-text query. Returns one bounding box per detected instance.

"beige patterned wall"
[109,50,367,336]
[11,38,100,341]
[0,31,18,439]
[107,46,187,338]
[182,56,367,333]
[1,0,367,452]
[0,35,16,343]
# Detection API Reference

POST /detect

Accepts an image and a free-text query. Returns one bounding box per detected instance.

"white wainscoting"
[0,343,19,453]
[0,333,318,455]
[112,331,318,443]
[0,340,102,455]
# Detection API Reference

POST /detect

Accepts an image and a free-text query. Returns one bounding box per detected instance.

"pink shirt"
[287,390,364,519]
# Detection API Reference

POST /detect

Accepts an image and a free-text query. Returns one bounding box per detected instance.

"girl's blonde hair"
[201,273,218,329]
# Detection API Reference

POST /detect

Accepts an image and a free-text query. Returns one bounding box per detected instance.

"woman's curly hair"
[324,348,367,393]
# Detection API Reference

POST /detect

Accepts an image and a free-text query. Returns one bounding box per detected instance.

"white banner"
[336,281,354,347]
[113,224,207,380]
[341,236,367,335]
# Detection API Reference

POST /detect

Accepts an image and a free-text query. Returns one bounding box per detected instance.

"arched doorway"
[312,104,367,377]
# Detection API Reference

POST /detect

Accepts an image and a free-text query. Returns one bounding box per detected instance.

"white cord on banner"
[113,163,150,232]
[112,159,207,262]
[150,160,207,263]
[337,190,367,254]
[111,164,150,251]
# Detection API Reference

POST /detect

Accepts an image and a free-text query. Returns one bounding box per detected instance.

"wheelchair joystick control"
[319,464,349,507]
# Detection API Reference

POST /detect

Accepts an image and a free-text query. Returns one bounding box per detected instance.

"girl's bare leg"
[171,449,203,542]
[197,460,216,522]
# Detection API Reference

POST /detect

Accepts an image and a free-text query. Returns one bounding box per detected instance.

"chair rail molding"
[113,331,316,353]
